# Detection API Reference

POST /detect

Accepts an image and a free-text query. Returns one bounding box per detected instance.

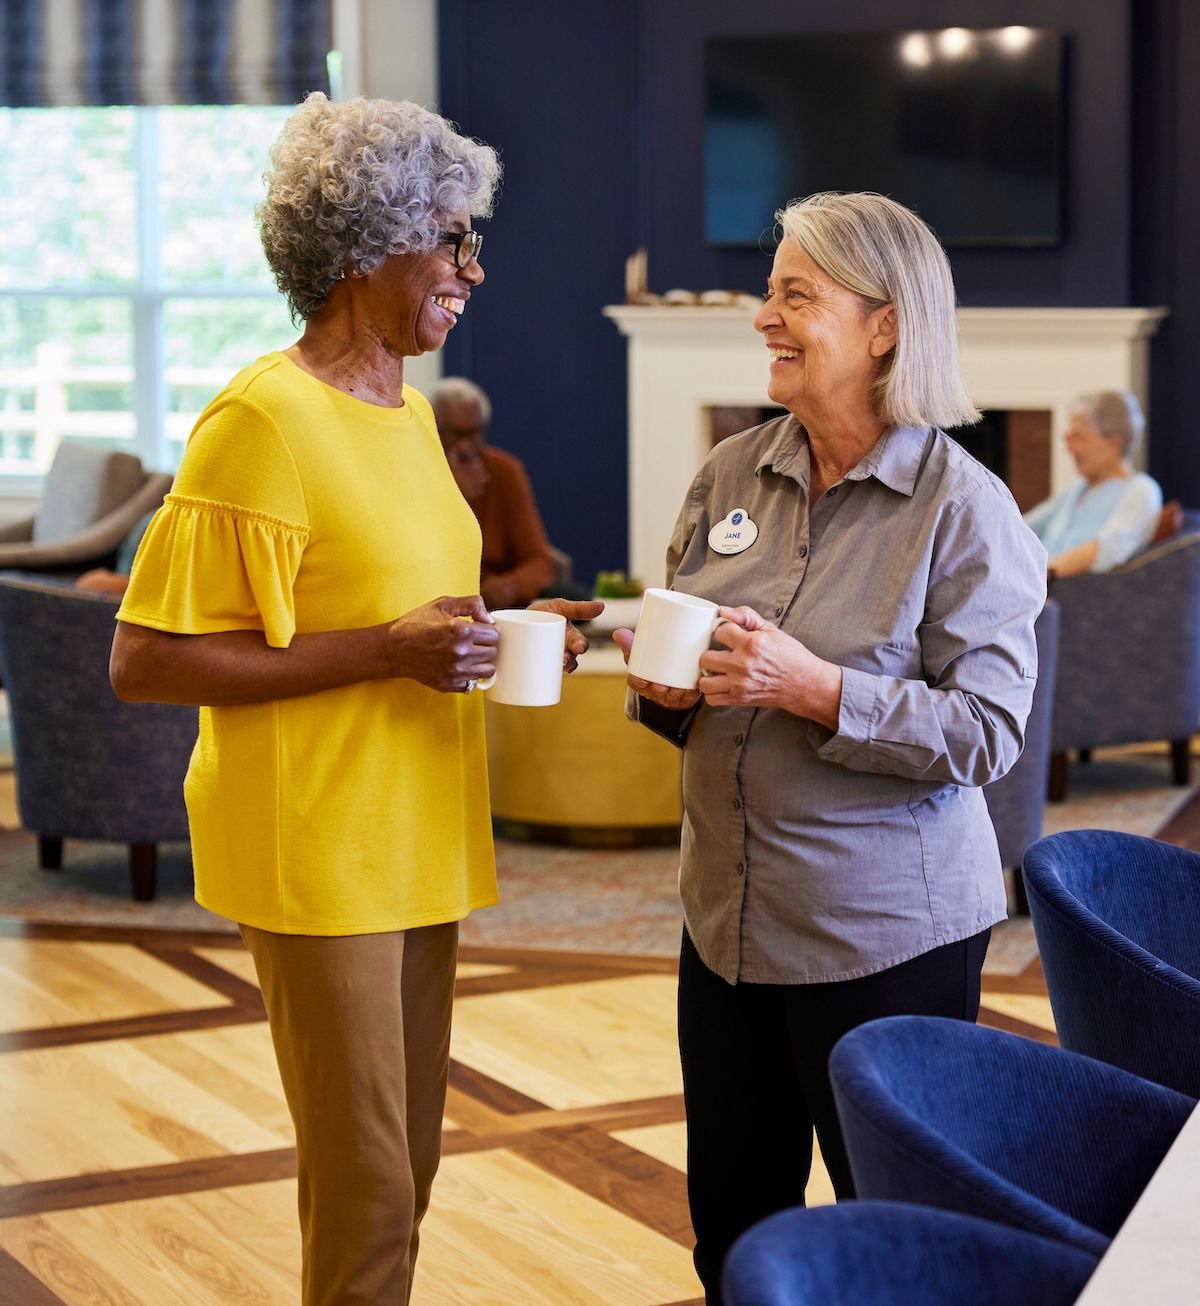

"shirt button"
[732,796,742,810]
[798,544,808,558]
[735,862,745,877]
[734,734,745,746]
[827,487,838,496]
[774,605,785,617]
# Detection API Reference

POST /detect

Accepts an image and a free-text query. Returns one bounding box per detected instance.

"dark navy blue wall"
[643,0,1131,306]
[440,0,1198,580]
[1134,0,1200,503]
[437,1,639,588]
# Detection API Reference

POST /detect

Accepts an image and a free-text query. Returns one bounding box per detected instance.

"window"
[0,105,296,486]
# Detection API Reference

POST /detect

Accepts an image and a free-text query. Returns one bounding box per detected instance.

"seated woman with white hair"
[1023,390,1163,578]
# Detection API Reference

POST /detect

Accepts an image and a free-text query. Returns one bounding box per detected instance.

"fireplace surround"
[605,305,1167,588]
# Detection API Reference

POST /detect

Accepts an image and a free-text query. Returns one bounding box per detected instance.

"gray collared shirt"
[632,416,1047,984]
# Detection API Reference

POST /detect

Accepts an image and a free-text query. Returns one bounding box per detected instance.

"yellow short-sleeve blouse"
[117,353,497,934]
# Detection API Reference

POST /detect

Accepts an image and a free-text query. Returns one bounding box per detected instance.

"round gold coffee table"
[484,646,682,847]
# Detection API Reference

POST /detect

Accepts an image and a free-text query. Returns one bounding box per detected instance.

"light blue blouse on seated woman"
[1022,472,1162,572]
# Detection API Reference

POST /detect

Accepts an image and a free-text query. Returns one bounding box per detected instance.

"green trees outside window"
[0,106,295,478]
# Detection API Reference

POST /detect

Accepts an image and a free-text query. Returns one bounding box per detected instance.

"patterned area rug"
[0,747,1194,964]
[1040,749,1193,838]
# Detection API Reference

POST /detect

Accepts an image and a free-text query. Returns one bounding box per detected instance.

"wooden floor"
[2,743,1198,1303]
[0,914,1064,1306]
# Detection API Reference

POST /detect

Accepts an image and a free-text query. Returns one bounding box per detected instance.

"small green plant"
[593,570,645,598]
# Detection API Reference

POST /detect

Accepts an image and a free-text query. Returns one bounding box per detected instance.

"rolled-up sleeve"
[819,479,1047,786]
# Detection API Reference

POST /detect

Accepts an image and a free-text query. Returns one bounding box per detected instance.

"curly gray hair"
[258,92,501,321]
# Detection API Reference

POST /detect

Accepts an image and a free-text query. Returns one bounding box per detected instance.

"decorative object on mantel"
[623,248,759,310]
[624,247,649,302]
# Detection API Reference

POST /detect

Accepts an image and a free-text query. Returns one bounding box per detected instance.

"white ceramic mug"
[626,587,720,689]
[478,609,566,706]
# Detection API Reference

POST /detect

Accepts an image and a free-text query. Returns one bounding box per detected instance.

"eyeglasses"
[438,229,484,268]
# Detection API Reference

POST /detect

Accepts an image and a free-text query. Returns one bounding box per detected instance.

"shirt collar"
[755,416,810,484]
[845,426,928,498]
[757,419,929,499]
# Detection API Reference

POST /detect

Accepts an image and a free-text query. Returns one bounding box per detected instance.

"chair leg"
[38,835,63,870]
[1170,738,1192,786]
[128,843,157,902]
[1011,866,1030,916]
[1048,751,1068,802]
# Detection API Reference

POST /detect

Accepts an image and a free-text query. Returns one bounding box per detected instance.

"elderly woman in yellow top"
[110,93,598,1305]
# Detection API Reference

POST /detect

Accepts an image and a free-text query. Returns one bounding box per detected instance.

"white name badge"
[708,507,759,555]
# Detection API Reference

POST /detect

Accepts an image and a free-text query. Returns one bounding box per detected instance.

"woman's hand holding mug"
[699,605,843,727]
[386,594,498,693]
[614,587,723,710]
[615,624,703,710]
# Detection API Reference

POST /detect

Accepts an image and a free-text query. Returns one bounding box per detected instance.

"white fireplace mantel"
[605,304,1168,588]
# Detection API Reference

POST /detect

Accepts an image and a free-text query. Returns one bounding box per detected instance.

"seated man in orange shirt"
[431,376,557,609]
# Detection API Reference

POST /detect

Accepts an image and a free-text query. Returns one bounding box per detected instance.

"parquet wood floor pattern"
[0,916,1062,1306]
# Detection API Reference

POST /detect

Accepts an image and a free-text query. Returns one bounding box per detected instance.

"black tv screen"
[705,28,1064,248]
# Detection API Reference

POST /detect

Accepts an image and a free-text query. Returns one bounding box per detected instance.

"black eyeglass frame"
[438,229,484,268]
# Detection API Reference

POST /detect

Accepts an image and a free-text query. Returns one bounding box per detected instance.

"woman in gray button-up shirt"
[618,191,1046,1302]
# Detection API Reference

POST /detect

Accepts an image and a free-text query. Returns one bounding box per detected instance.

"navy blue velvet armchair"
[1024,829,1200,1097]
[828,1014,1194,1258]
[722,1200,1098,1306]
[0,576,196,901]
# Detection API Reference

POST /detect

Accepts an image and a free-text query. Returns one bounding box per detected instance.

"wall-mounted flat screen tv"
[705,28,1064,248]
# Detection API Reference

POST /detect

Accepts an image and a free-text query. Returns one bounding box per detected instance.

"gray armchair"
[1048,512,1200,800]
[0,577,197,901]
[0,441,172,574]
[984,599,1060,914]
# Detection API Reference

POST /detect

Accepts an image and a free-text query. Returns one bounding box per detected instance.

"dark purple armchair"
[1047,512,1200,800]
[0,576,196,900]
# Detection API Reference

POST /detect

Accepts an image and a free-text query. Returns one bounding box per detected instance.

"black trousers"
[678,924,990,1304]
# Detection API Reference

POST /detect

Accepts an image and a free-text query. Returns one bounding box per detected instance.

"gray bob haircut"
[258,92,501,321]
[776,192,980,430]
[1072,390,1145,459]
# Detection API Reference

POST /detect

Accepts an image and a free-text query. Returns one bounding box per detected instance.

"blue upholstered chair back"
[828,1014,1194,1257]
[722,1201,1099,1306]
[0,577,196,847]
[984,598,1060,873]
[1024,829,1200,1096]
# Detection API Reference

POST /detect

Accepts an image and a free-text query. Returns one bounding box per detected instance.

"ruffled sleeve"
[118,494,309,647]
